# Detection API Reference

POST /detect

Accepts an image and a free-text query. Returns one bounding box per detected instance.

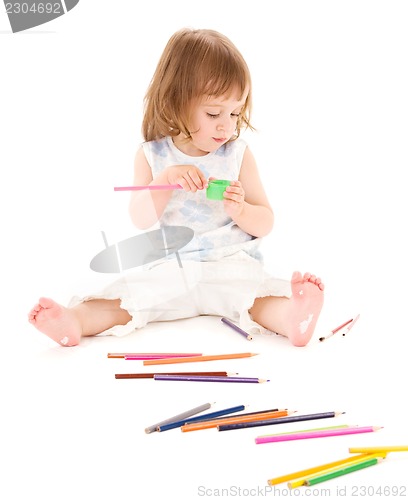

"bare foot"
[286,271,324,346]
[28,297,82,346]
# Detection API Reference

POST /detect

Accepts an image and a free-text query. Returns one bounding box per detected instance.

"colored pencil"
[260,424,350,437]
[319,318,353,341]
[268,453,385,486]
[181,410,290,433]
[108,352,201,359]
[305,457,382,486]
[144,402,212,434]
[125,354,203,360]
[143,352,258,366]
[349,445,408,454]
[115,371,231,379]
[153,375,268,383]
[157,405,246,432]
[221,317,252,340]
[114,184,182,191]
[218,411,343,432]
[342,313,360,336]
[255,426,382,444]
[207,408,281,420]
[287,454,386,489]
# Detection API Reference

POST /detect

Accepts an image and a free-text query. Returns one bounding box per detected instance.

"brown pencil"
[181,409,290,432]
[143,352,258,366]
[115,371,230,379]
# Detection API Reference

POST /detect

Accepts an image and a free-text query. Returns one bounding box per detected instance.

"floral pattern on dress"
[180,200,212,223]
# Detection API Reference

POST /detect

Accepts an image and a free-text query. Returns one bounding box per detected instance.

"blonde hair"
[142,28,253,142]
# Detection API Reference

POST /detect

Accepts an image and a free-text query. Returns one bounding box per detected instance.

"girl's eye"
[231,113,240,118]
[207,113,219,118]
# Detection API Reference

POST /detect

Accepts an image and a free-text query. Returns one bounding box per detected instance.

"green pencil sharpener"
[206,180,230,200]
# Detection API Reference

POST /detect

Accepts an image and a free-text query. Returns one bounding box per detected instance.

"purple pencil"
[153,375,268,383]
[221,317,252,340]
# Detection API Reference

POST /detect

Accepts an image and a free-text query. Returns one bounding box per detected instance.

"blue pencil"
[157,404,246,432]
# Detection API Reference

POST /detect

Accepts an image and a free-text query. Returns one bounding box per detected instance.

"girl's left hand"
[223,180,245,217]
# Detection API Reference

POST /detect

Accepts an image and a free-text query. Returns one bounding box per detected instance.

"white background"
[1,1,407,499]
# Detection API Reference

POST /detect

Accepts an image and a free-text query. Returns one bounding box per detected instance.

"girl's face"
[174,89,248,156]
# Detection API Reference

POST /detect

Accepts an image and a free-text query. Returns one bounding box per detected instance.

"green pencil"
[305,457,382,486]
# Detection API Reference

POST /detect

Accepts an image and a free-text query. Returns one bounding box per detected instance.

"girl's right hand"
[165,165,208,192]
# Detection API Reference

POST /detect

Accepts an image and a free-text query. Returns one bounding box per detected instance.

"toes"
[292,272,324,290]
[291,271,303,283]
[39,297,54,308]
[304,273,324,289]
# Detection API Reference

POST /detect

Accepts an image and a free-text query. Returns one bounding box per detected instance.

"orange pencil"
[143,352,258,366]
[181,410,289,432]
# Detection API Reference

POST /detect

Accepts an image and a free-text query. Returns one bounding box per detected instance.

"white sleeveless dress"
[69,137,291,337]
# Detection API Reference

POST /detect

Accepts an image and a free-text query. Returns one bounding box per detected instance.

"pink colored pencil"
[255,426,382,444]
[114,184,182,191]
[124,353,203,360]
[342,314,360,336]
[108,353,202,359]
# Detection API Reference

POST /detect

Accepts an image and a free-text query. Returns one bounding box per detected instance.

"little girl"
[28,28,324,347]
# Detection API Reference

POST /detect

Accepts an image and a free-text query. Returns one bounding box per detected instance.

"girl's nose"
[217,121,227,132]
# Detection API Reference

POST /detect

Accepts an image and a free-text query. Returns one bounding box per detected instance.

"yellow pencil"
[288,454,387,489]
[143,352,258,366]
[349,446,408,454]
[268,453,386,486]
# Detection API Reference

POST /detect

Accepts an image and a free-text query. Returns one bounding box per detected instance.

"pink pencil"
[114,184,182,191]
[108,353,201,359]
[124,353,203,360]
[255,426,382,444]
[342,314,360,336]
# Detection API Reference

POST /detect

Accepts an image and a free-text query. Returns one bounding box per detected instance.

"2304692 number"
[5,3,62,14]
[351,485,407,496]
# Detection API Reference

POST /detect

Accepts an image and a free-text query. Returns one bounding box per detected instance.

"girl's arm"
[129,147,207,229]
[224,147,274,238]
[128,147,172,229]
